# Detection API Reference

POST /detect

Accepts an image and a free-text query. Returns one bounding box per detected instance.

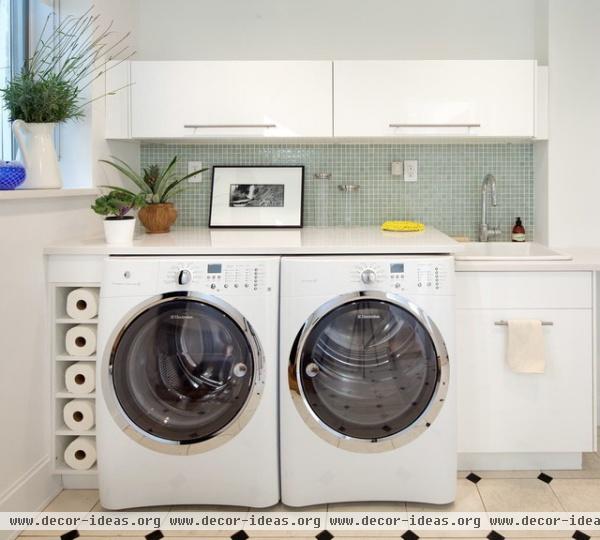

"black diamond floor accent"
[316,531,334,540]
[573,532,591,540]
[231,530,249,540]
[538,472,553,484]
[60,532,79,540]
[487,532,505,540]
[402,530,419,540]
[466,472,482,484]
[145,531,164,540]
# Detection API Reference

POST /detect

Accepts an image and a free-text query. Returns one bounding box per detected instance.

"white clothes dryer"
[279,255,456,506]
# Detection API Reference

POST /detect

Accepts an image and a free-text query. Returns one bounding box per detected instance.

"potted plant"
[0,9,132,189]
[100,156,207,233]
[91,190,145,245]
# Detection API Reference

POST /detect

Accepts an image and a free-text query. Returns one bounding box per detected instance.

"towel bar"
[494,320,553,326]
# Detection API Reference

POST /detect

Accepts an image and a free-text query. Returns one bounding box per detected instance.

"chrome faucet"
[479,173,501,242]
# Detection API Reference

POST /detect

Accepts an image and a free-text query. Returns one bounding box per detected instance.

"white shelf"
[0,188,98,201]
[56,392,96,399]
[51,282,100,481]
[56,355,97,362]
[54,465,98,475]
[56,318,98,325]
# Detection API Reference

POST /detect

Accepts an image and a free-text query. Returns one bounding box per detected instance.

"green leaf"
[99,158,150,194]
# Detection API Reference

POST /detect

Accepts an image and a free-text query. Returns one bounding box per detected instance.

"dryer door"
[105,292,263,454]
[290,291,449,452]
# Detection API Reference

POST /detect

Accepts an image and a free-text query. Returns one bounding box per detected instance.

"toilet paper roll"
[65,324,96,357]
[64,436,97,470]
[65,362,96,395]
[63,399,95,431]
[66,288,99,320]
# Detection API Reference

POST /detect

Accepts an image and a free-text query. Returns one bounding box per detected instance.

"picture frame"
[209,165,304,228]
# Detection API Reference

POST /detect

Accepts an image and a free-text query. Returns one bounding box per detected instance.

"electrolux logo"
[357,314,380,319]
[170,314,194,320]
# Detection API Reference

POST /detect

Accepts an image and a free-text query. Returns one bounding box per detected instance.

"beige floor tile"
[477,479,563,512]
[551,478,600,511]
[407,480,485,513]
[19,490,101,537]
[548,452,600,479]
[45,489,100,512]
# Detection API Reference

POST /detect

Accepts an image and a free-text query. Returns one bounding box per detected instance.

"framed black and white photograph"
[209,166,304,228]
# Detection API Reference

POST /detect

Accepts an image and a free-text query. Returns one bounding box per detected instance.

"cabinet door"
[334,60,535,137]
[457,309,594,453]
[131,61,332,138]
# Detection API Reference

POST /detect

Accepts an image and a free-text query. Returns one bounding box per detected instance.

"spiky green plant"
[99,156,208,204]
[1,8,133,123]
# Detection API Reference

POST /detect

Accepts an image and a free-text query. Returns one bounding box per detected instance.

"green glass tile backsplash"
[140,142,533,240]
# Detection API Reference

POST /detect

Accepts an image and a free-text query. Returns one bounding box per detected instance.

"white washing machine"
[96,256,279,509]
[280,255,456,506]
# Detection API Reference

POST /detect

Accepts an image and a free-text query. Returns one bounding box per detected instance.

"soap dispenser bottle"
[512,217,526,242]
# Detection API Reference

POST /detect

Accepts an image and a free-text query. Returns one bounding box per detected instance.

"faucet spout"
[480,173,500,242]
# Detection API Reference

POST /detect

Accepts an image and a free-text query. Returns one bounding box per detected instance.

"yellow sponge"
[381,220,425,232]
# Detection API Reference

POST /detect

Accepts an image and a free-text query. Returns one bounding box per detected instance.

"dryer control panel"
[350,259,451,294]
[160,260,269,294]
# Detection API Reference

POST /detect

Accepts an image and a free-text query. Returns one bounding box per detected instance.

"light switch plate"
[187,161,204,183]
[404,160,418,182]
[391,161,404,177]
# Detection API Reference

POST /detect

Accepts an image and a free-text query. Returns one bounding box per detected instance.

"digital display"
[207,264,222,274]
[390,263,405,273]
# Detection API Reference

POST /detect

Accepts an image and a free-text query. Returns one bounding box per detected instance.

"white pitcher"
[12,120,62,189]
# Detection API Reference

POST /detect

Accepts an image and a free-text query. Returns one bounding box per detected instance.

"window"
[0,0,28,160]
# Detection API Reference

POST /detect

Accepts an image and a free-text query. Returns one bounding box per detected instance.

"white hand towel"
[506,320,545,373]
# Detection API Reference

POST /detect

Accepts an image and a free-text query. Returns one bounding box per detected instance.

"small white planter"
[103,217,136,245]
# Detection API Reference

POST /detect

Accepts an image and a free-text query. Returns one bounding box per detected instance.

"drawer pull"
[494,320,553,326]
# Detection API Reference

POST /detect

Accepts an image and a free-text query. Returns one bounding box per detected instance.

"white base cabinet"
[130,61,333,139]
[456,272,596,457]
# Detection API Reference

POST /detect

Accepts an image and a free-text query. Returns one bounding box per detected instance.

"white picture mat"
[210,167,303,227]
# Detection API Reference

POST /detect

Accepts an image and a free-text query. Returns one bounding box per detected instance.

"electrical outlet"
[187,161,204,183]
[391,161,404,177]
[404,160,418,182]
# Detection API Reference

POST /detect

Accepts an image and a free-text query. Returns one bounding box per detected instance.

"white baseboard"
[0,456,62,540]
[458,452,582,471]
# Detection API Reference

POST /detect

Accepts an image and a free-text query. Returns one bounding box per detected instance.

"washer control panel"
[160,260,268,293]
[349,258,452,294]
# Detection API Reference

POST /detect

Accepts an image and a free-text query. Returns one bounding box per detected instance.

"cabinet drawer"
[457,308,594,453]
[457,271,592,309]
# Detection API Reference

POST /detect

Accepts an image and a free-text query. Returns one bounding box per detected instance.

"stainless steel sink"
[455,242,572,261]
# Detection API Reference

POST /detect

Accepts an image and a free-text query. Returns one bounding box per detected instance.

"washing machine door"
[104,292,263,454]
[289,291,449,453]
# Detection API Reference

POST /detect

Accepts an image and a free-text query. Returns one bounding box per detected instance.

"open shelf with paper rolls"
[50,283,100,486]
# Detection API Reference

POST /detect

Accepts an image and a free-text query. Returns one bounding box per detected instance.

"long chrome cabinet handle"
[184,124,277,129]
[494,320,554,326]
[389,123,481,128]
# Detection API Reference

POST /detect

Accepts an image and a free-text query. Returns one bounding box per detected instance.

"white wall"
[136,0,538,61]
[0,197,101,530]
[545,0,600,247]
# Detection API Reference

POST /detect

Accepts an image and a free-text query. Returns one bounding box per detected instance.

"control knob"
[178,269,192,285]
[361,268,377,284]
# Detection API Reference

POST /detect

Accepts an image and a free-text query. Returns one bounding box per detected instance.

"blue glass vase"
[0,161,26,190]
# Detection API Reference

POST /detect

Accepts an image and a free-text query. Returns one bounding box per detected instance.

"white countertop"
[44,226,464,256]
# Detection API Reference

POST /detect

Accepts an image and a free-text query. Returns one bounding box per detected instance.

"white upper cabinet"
[333,60,538,138]
[130,61,333,138]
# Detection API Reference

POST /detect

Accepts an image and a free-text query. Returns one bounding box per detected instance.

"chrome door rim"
[288,290,449,453]
[102,291,264,455]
